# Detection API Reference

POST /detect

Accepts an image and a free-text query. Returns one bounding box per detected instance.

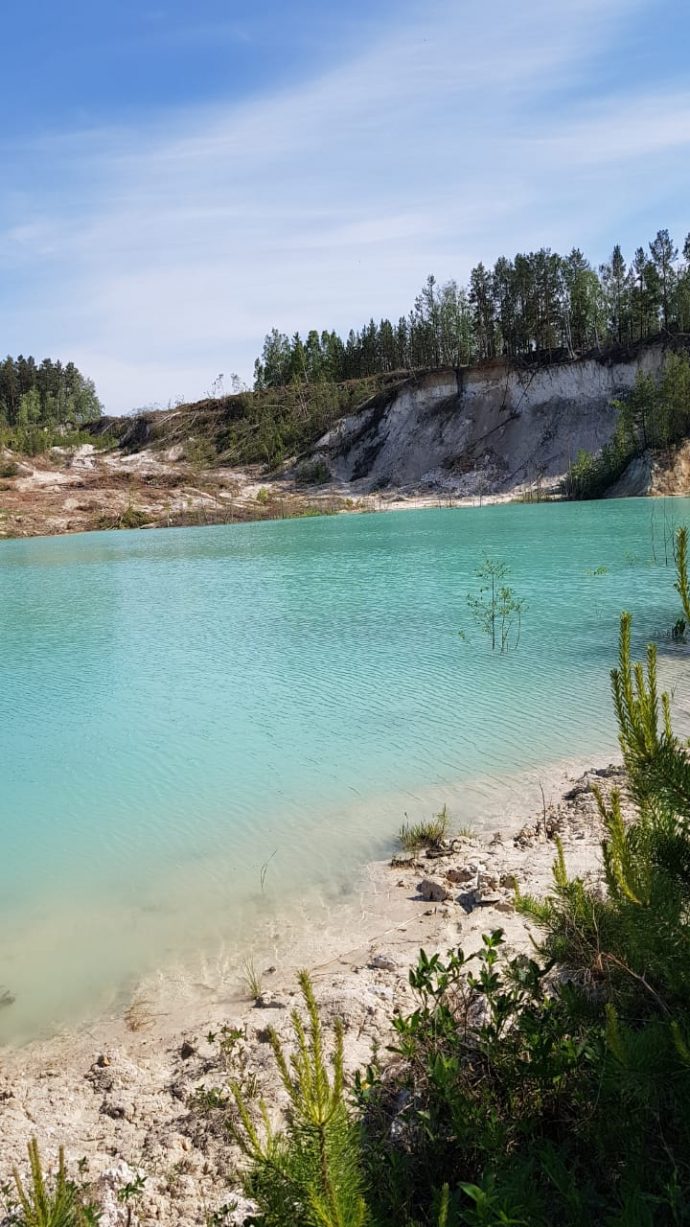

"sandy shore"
[0,758,626,1226]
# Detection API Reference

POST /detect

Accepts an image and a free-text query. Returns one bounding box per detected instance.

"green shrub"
[185,437,217,467]
[295,458,331,487]
[96,504,149,531]
[119,505,148,529]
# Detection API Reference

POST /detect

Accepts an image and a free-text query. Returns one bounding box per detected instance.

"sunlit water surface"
[2,500,690,1038]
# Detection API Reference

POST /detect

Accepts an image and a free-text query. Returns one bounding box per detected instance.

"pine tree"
[469,263,496,359]
[600,244,630,344]
[649,228,678,331]
[230,971,368,1227]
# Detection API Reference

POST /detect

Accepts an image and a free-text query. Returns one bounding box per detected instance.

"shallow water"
[1,499,689,1038]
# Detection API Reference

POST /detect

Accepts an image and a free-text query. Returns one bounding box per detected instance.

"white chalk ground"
[0,753,627,1226]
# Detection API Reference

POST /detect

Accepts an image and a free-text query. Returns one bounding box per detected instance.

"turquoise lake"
[1,499,689,1038]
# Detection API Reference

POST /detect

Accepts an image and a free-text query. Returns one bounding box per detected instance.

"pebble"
[253,995,287,1010]
[368,953,398,972]
[446,865,475,884]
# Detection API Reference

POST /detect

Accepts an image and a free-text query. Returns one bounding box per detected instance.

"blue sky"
[1,0,689,412]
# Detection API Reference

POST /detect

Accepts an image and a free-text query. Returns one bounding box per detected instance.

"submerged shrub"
[463,558,526,653]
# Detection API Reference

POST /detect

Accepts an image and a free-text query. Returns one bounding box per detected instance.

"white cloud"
[1,0,684,413]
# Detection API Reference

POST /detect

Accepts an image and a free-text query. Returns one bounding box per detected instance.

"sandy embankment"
[0,760,626,1226]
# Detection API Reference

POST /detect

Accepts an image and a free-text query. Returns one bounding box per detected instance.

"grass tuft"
[398,805,450,853]
[241,957,263,1001]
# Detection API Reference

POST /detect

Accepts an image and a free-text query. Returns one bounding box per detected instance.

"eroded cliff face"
[312,346,665,496]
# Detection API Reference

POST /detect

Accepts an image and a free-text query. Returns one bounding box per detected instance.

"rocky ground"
[0,764,629,1226]
[0,440,533,541]
[0,444,370,539]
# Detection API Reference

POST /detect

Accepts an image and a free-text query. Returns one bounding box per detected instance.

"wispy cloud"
[1,0,684,412]
[527,91,690,164]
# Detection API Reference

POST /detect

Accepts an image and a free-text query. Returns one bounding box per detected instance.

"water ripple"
[1,499,688,1035]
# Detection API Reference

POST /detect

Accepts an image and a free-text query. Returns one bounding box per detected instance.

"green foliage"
[399,805,450,853]
[229,970,368,1227]
[10,1139,98,1226]
[568,351,690,498]
[565,445,627,500]
[0,355,101,434]
[95,504,149,531]
[184,437,218,468]
[116,1173,146,1206]
[188,1085,231,1115]
[0,424,107,459]
[241,956,263,1001]
[119,505,149,529]
[464,558,526,653]
[675,526,690,622]
[358,934,595,1226]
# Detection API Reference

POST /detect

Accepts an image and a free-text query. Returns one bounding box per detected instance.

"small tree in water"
[465,557,526,653]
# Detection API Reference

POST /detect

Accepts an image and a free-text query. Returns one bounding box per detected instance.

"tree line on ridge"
[254,229,690,389]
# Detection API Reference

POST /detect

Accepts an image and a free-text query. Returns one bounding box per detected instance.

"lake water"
[1,499,689,1039]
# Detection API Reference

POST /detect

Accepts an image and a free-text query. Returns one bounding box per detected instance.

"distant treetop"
[0,355,102,431]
